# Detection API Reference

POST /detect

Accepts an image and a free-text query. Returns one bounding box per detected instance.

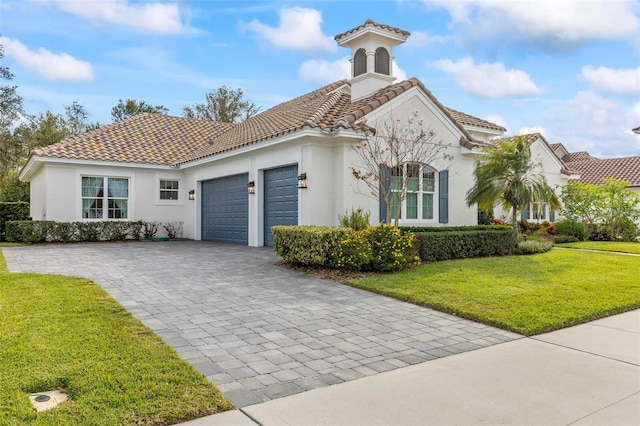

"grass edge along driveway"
[346,249,640,336]
[0,249,232,426]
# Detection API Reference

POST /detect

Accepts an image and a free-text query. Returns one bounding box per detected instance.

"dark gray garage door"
[201,174,248,244]
[264,165,298,246]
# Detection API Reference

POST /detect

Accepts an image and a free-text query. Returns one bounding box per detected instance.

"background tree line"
[0,42,259,202]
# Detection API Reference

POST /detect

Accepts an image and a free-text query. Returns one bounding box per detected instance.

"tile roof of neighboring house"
[564,155,640,186]
[32,113,233,166]
[565,151,597,162]
[334,19,410,41]
[493,133,576,175]
[31,78,505,167]
[549,143,563,151]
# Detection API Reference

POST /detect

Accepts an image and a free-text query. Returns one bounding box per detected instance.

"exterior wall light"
[247,181,256,194]
[188,189,195,201]
[297,173,308,189]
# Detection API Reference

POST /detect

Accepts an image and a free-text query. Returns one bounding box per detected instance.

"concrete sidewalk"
[182,309,640,425]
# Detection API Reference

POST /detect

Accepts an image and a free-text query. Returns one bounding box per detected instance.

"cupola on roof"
[335,20,411,101]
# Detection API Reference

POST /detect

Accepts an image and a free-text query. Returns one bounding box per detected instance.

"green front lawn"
[347,249,640,336]
[0,250,232,425]
[558,241,640,254]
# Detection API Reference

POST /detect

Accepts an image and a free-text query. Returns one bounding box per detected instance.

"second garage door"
[264,165,298,246]
[201,174,248,244]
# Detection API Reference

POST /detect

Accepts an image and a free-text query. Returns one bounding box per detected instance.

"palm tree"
[466,135,560,237]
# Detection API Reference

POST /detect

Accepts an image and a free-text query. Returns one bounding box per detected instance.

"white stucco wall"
[27,161,186,230]
[347,87,481,226]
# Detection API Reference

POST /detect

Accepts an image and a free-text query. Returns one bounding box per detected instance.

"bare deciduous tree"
[350,116,453,225]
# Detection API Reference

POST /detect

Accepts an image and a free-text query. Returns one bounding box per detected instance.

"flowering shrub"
[493,218,508,226]
[333,230,373,269]
[334,224,418,271]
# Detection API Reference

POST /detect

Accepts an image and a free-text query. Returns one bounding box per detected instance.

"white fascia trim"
[180,128,356,169]
[20,156,175,181]
[463,124,504,137]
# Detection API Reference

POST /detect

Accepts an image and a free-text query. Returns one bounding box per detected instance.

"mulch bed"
[277,261,379,284]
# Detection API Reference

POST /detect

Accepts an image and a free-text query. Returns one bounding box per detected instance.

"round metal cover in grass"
[34,394,51,402]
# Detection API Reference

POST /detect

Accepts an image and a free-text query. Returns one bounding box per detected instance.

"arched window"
[353,48,367,77]
[375,47,390,75]
[390,163,436,221]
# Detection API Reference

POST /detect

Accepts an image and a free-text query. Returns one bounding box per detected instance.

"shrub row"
[399,225,512,233]
[0,202,30,241]
[414,229,517,262]
[274,225,519,270]
[272,224,418,271]
[5,220,184,243]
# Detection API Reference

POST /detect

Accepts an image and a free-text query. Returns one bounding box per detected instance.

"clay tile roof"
[444,108,507,132]
[565,151,597,162]
[334,19,410,41]
[33,113,233,165]
[549,143,563,152]
[179,77,501,164]
[564,155,640,186]
[179,80,351,163]
[32,77,506,167]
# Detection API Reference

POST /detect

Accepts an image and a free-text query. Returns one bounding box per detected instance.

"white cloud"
[581,65,640,96]
[426,0,640,47]
[0,36,94,82]
[242,7,335,53]
[431,56,541,98]
[542,91,640,158]
[402,31,434,49]
[393,60,408,82]
[298,58,407,84]
[518,126,546,136]
[299,58,350,83]
[50,0,189,34]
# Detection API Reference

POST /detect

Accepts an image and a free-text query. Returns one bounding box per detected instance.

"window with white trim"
[526,202,550,221]
[82,176,129,219]
[159,179,179,200]
[390,163,436,222]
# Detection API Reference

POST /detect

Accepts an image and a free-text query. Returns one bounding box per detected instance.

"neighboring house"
[20,20,508,246]
[551,143,640,195]
[491,134,578,223]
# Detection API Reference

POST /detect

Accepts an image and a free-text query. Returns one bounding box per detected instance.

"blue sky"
[2,0,639,158]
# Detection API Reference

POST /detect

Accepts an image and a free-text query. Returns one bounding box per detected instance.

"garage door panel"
[264,165,298,246]
[201,173,248,244]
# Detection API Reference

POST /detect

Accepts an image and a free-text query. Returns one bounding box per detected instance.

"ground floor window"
[159,179,179,200]
[82,176,129,219]
[390,163,436,222]
[525,202,554,222]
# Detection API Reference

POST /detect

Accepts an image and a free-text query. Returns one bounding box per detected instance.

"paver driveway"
[3,241,519,407]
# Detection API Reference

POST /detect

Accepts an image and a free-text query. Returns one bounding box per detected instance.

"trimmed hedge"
[0,202,30,241]
[5,220,182,243]
[272,225,349,266]
[414,229,517,262]
[400,225,512,233]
